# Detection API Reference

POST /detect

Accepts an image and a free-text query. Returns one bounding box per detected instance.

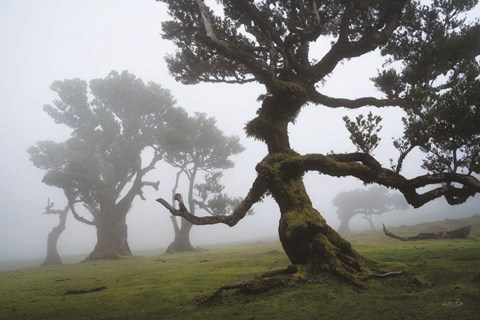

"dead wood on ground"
[383,225,472,241]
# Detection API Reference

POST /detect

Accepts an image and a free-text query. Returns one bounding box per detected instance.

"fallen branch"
[65,286,107,295]
[383,224,472,241]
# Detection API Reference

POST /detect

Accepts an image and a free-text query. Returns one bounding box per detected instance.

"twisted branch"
[299,153,480,208]
[156,175,267,226]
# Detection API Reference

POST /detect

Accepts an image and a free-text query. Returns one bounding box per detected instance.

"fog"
[1,0,479,266]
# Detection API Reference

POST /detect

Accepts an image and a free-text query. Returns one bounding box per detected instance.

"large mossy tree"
[29,71,178,260]
[156,0,480,284]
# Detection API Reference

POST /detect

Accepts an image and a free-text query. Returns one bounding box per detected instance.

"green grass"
[1,216,479,320]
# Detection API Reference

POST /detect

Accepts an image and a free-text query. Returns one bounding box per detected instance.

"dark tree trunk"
[338,217,351,233]
[87,210,131,260]
[166,219,195,253]
[365,215,376,231]
[41,211,67,266]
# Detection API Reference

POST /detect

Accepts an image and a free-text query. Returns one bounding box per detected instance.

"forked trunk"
[87,210,131,260]
[41,211,67,266]
[166,219,195,253]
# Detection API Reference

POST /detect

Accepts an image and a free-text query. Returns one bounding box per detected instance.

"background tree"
[29,71,177,260]
[332,186,409,233]
[41,198,69,266]
[156,0,480,285]
[158,112,245,253]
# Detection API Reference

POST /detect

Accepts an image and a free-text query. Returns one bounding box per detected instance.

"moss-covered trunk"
[258,153,366,282]
[249,93,367,282]
[87,209,131,260]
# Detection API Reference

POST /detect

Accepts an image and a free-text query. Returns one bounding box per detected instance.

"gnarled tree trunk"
[166,218,194,253]
[42,208,68,266]
[257,152,366,282]
[251,96,367,282]
[338,217,351,233]
[87,210,131,260]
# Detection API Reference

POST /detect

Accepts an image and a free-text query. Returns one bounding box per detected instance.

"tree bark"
[252,94,367,283]
[41,210,67,266]
[166,219,195,253]
[338,217,351,233]
[86,210,131,260]
[257,153,366,283]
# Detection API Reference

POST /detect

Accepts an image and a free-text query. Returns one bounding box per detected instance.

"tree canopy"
[29,70,178,259]
[156,0,480,284]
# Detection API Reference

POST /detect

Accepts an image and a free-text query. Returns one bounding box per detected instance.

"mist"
[1,0,479,269]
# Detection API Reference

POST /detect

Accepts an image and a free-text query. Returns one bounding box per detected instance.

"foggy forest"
[1,1,479,319]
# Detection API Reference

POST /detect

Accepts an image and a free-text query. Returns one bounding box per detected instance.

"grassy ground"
[1,216,479,320]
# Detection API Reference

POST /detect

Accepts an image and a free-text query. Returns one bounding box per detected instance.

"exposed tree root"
[196,266,408,306]
[197,276,311,305]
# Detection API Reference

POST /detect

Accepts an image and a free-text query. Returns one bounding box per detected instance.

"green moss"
[281,207,326,240]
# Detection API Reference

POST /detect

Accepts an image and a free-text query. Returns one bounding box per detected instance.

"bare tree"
[41,198,69,266]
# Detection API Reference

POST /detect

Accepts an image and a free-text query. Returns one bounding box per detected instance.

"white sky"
[0,0,479,263]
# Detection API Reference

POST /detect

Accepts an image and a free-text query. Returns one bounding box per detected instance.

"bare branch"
[156,175,267,227]
[299,153,480,208]
[64,193,95,226]
[195,0,221,42]
[69,202,95,225]
[192,1,274,88]
[42,197,69,215]
[309,89,404,109]
[309,1,406,83]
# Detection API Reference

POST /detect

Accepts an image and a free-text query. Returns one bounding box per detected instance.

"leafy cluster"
[194,172,252,216]
[373,0,480,175]
[343,112,383,155]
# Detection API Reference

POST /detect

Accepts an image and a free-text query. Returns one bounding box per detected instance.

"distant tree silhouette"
[332,186,409,233]
[158,112,245,252]
[29,71,181,260]
[41,198,68,266]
